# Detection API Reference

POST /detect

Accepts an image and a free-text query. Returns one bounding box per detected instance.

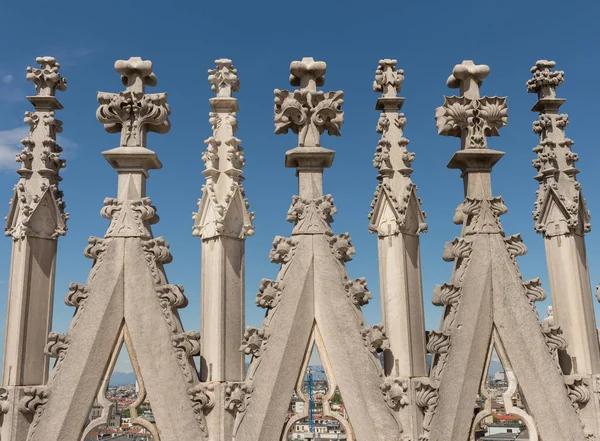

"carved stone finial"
[208,59,239,98]
[528,61,590,236]
[373,59,404,98]
[436,61,507,151]
[527,60,564,98]
[26,56,67,97]
[97,57,171,148]
[275,58,344,148]
[5,56,69,240]
[446,60,489,99]
[115,57,157,93]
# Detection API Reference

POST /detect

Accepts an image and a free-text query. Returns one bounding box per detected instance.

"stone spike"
[195,58,254,441]
[428,62,587,441]
[528,60,600,436]
[21,58,207,441]
[234,59,401,441]
[369,60,428,441]
[1,56,68,441]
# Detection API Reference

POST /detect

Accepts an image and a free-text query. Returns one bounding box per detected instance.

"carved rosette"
[287,194,337,235]
[225,382,253,414]
[528,60,591,237]
[5,56,69,241]
[380,377,409,410]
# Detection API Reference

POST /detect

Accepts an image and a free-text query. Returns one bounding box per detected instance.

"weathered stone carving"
[269,236,297,264]
[255,279,284,309]
[565,376,590,412]
[225,382,253,414]
[287,194,337,235]
[171,331,202,383]
[415,380,439,441]
[542,323,569,370]
[380,377,409,410]
[97,58,170,147]
[329,232,356,262]
[522,278,547,305]
[187,381,215,434]
[18,387,49,415]
[274,58,343,147]
[361,324,389,355]
[102,197,158,239]
[343,277,372,306]
[63,282,89,308]
[240,327,269,359]
[44,333,70,360]
[208,59,240,98]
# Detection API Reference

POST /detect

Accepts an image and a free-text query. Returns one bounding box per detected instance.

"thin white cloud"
[0,127,28,170]
[0,126,78,171]
[1,75,13,84]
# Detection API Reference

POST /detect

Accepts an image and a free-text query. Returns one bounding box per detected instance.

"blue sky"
[0,1,599,373]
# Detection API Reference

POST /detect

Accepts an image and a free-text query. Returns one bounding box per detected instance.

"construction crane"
[307,366,315,433]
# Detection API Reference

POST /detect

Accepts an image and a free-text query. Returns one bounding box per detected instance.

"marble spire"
[193,58,254,441]
[22,57,208,441]
[369,59,428,441]
[426,60,586,441]
[528,59,600,436]
[234,58,402,441]
[1,55,68,441]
